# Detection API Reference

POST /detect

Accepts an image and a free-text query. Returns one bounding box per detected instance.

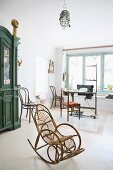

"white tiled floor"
[0,106,113,170]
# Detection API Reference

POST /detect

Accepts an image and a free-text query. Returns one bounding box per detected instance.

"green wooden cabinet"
[0,23,21,132]
[0,93,3,129]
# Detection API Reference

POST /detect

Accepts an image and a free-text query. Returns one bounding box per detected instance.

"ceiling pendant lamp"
[59,0,71,29]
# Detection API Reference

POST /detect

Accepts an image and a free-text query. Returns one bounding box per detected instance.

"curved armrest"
[56,123,82,147]
[56,123,80,135]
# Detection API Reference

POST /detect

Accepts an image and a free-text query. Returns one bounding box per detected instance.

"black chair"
[49,86,61,108]
[18,86,38,123]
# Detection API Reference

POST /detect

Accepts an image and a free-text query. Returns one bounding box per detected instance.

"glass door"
[4,46,10,85]
[68,56,83,89]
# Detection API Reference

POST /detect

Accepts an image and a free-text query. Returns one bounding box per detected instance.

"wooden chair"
[27,104,84,164]
[60,90,81,121]
[50,86,61,108]
[18,86,38,123]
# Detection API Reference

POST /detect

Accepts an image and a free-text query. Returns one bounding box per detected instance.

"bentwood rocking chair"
[27,104,84,164]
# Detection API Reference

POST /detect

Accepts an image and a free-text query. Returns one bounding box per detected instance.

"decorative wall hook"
[17,58,22,67]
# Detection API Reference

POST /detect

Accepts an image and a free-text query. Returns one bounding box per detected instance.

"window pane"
[69,56,83,89]
[104,54,113,90]
[85,55,101,91]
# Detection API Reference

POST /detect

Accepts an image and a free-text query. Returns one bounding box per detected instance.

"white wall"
[0,0,113,103]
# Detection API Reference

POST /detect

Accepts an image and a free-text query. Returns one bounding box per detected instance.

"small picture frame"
[48,59,54,73]
[62,71,67,82]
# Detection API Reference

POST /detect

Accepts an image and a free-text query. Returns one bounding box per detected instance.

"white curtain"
[35,57,48,100]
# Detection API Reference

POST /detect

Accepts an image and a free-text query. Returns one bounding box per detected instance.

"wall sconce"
[48,59,54,73]
[17,58,22,67]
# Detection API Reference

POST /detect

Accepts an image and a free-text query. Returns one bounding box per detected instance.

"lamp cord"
[63,0,67,9]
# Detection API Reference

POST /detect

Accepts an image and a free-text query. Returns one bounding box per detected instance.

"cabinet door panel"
[0,98,3,129]
[4,97,13,126]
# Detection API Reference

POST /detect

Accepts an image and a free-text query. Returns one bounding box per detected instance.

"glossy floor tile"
[0,107,113,170]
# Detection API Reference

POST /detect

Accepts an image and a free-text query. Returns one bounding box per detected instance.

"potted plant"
[107,84,113,91]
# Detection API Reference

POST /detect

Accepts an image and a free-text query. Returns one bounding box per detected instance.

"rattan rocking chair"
[27,104,84,164]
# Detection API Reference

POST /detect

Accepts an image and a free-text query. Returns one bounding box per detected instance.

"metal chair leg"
[20,106,23,122]
[50,98,54,108]
[79,105,81,120]
[26,108,28,118]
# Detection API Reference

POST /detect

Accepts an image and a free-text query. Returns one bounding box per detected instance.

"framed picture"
[48,59,54,73]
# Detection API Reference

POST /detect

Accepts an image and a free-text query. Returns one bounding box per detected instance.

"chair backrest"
[50,86,57,98]
[61,90,70,103]
[18,86,30,104]
[34,104,57,134]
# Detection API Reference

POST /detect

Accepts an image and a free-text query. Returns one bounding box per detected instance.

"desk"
[64,90,97,118]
